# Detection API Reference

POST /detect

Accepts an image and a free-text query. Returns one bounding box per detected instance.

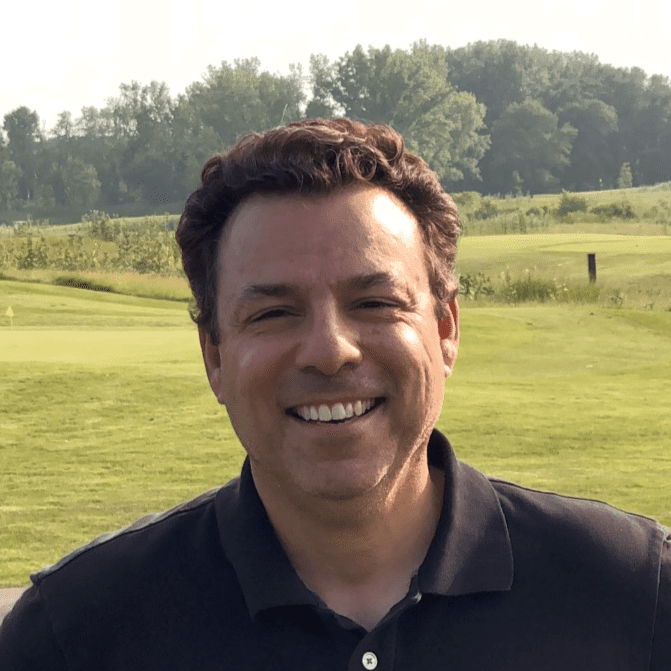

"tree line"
[1,39,670,221]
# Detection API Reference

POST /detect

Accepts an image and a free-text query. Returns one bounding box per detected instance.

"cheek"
[374,325,442,389]
[222,340,289,408]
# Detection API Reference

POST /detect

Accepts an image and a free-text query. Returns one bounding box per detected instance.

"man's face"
[201,185,458,504]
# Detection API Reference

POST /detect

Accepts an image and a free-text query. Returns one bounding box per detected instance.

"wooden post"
[587,253,597,283]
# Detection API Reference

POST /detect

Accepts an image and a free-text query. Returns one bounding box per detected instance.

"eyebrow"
[231,272,414,323]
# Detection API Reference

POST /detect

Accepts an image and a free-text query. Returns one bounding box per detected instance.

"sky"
[2,0,670,133]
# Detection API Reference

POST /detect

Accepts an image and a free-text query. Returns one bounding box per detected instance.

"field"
[1,222,671,586]
[458,233,671,308]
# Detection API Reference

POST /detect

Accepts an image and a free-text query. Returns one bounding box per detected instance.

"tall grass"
[453,188,671,237]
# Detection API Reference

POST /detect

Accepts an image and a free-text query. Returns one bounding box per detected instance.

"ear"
[437,298,459,378]
[199,326,226,405]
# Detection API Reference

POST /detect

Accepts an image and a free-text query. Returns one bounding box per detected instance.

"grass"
[0,282,242,584]
[1,229,671,586]
[474,183,671,216]
[0,270,192,305]
[458,233,671,308]
[444,306,671,523]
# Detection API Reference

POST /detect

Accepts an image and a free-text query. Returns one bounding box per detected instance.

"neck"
[252,458,445,630]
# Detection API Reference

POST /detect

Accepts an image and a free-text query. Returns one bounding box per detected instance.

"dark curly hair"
[176,118,461,344]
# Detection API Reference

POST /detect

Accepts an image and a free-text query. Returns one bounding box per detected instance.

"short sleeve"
[0,584,68,670]
[650,527,671,670]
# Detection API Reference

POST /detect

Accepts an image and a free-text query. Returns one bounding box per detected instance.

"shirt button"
[362,652,378,669]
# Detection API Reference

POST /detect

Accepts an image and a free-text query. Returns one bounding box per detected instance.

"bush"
[17,235,49,270]
[451,192,482,212]
[590,201,635,219]
[496,271,601,305]
[83,211,120,242]
[500,272,557,304]
[554,283,601,303]
[459,272,495,299]
[555,192,588,218]
[473,199,500,220]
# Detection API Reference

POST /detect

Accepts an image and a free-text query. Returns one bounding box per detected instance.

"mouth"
[287,398,385,424]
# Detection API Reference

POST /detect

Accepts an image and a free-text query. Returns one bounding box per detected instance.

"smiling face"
[200,185,458,507]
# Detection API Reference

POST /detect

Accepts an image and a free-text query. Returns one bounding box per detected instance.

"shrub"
[84,211,120,242]
[500,272,557,304]
[554,283,601,303]
[17,235,49,270]
[459,272,495,300]
[452,192,482,212]
[555,192,588,218]
[473,199,500,220]
[590,201,635,219]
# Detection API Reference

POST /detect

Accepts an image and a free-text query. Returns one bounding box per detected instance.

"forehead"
[216,186,428,296]
[223,185,420,251]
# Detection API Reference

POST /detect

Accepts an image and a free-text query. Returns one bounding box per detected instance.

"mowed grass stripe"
[0,278,191,329]
[1,330,203,365]
[1,282,671,585]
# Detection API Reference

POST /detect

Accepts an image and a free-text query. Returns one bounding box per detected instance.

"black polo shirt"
[1,430,669,670]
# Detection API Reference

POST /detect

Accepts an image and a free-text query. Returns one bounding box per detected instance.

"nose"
[294,307,363,375]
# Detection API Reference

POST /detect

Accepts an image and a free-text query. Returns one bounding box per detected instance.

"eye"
[356,299,395,310]
[251,308,295,322]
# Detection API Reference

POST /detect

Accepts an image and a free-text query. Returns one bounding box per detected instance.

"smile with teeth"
[290,398,382,423]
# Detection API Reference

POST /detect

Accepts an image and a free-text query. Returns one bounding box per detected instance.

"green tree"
[0,158,21,207]
[109,80,180,204]
[617,162,633,189]
[3,107,42,201]
[486,99,577,194]
[598,65,648,180]
[47,111,77,205]
[557,99,619,190]
[308,43,489,183]
[74,105,125,205]
[446,40,536,125]
[186,58,306,149]
[62,156,101,207]
[171,96,222,194]
[540,51,607,111]
[635,74,671,185]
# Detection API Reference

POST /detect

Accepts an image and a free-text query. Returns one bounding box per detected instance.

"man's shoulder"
[486,475,668,582]
[488,475,665,533]
[1,479,257,669]
[33,486,226,586]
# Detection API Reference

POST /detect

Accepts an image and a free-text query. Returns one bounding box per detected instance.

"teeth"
[331,403,347,420]
[294,399,378,422]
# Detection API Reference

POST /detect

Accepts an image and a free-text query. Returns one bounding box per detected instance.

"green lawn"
[458,233,671,307]
[1,257,671,585]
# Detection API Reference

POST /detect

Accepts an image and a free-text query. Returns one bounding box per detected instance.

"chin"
[295,459,388,502]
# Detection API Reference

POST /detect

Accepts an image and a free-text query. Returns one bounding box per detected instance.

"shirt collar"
[419,430,514,596]
[215,460,320,618]
[215,429,513,617]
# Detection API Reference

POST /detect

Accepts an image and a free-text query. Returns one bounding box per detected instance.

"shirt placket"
[348,617,398,671]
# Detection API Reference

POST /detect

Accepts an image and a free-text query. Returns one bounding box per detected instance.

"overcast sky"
[2,0,670,132]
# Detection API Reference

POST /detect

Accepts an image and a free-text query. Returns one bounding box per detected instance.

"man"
[1,118,669,669]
